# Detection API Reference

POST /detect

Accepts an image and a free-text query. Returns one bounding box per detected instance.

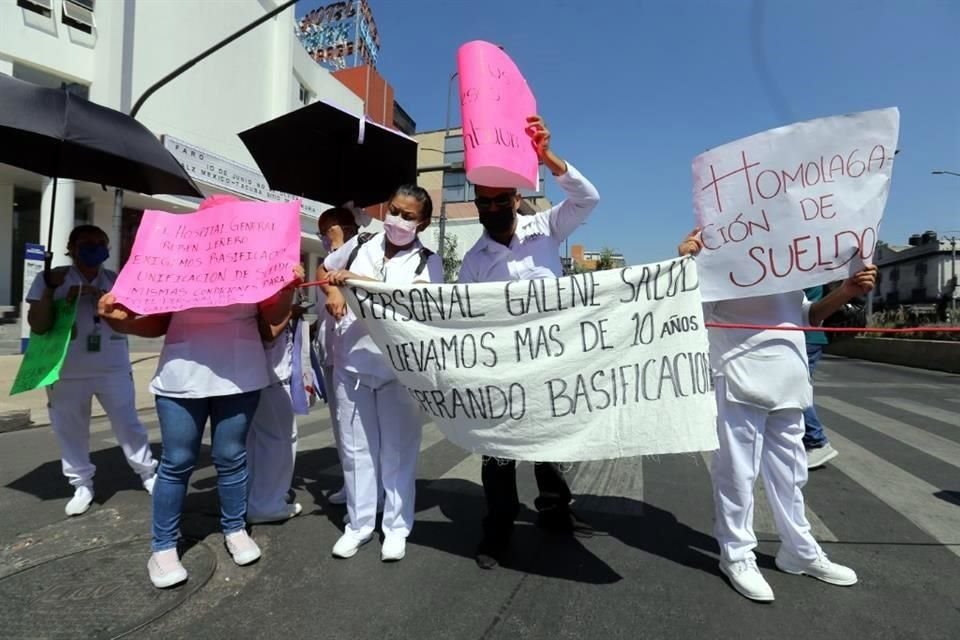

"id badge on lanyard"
[87,315,101,352]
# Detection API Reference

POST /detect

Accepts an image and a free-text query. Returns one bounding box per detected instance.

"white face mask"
[383,214,418,246]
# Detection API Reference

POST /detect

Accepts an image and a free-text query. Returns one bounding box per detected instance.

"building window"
[890,267,899,282]
[298,82,311,106]
[17,0,52,18]
[914,261,927,277]
[62,0,95,33]
[443,134,464,164]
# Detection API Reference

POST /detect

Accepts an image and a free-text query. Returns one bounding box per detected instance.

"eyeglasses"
[474,194,515,211]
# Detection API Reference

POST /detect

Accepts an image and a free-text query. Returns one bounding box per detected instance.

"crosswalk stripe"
[699,452,838,542]
[827,430,960,558]
[872,397,960,428]
[430,454,482,488]
[818,396,960,468]
[816,383,948,390]
[571,457,644,516]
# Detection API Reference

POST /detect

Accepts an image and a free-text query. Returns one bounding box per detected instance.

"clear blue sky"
[298,0,960,264]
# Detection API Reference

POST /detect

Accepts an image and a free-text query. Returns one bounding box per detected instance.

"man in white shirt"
[678,229,876,602]
[26,225,157,516]
[457,116,600,570]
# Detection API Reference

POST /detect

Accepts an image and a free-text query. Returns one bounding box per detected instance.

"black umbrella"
[238,99,418,208]
[0,74,202,267]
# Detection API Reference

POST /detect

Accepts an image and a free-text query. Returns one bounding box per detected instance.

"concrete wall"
[0,1,96,84]
[825,337,960,374]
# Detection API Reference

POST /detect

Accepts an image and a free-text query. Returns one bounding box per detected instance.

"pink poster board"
[456,41,539,190]
[112,199,301,315]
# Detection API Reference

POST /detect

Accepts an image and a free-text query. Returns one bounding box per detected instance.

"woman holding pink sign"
[98,196,302,589]
[318,184,443,563]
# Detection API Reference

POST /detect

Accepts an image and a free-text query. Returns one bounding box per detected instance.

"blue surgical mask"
[78,243,109,268]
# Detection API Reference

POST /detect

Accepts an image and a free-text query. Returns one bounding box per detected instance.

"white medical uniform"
[457,163,600,283]
[705,291,820,564]
[324,234,443,538]
[27,267,156,488]
[246,323,298,517]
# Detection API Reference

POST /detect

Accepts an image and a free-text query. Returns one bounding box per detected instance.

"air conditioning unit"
[62,0,95,34]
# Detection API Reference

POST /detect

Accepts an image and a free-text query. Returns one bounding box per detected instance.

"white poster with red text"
[692,108,899,302]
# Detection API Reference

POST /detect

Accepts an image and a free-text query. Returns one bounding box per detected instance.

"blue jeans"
[802,345,829,449]
[152,391,261,552]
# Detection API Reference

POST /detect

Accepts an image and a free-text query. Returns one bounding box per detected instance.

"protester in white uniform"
[245,288,311,523]
[98,196,300,589]
[679,229,877,602]
[457,116,600,570]
[314,206,363,505]
[318,185,443,562]
[26,225,157,516]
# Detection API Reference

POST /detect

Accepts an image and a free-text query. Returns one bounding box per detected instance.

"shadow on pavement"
[934,490,960,507]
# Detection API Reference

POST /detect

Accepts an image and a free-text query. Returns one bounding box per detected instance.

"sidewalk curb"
[0,409,32,434]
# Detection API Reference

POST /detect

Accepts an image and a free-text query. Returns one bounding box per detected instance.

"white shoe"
[332,532,372,559]
[719,558,775,602]
[381,536,406,562]
[328,487,347,505]
[224,530,262,566]
[247,503,303,524]
[143,474,157,496]
[148,549,188,589]
[806,443,839,469]
[775,549,858,586]
[65,485,94,516]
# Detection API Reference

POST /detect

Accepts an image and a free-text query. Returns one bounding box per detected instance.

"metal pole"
[112,0,302,269]
[437,71,458,261]
[952,236,957,317]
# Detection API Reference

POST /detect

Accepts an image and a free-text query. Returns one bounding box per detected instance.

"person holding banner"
[314,206,364,505]
[678,229,876,602]
[801,285,838,469]
[318,185,443,562]
[98,196,302,589]
[457,116,600,570]
[26,224,157,516]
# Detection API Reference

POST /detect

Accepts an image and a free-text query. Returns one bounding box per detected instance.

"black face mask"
[479,208,515,236]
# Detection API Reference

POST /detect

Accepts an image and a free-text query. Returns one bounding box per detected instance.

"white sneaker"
[381,536,406,562]
[332,532,372,559]
[719,558,775,602]
[148,549,188,589]
[143,474,157,496]
[65,485,94,516]
[776,549,858,586]
[328,487,347,505]
[224,530,262,566]
[247,503,303,524]
[806,444,839,469]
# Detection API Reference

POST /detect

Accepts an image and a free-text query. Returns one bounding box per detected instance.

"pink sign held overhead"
[112,199,301,315]
[456,40,538,190]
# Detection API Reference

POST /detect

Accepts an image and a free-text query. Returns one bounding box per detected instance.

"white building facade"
[874,231,959,311]
[0,0,366,309]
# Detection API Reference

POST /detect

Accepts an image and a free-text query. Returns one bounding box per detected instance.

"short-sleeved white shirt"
[324,232,443,381]
[149,304,270,398]
[26,266,131,380]
[704,291,813,411]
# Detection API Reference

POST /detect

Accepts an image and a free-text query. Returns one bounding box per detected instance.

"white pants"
[711,380,820,563]
[247,381,298,516]
[46,371,156,488]
[322,365,343,473]
[335,369,421,538]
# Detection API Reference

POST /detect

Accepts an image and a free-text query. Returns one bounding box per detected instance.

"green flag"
[10,300,79,396]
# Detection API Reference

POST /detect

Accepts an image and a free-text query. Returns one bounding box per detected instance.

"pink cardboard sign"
[456,40,538,190]
[112,199,301,315]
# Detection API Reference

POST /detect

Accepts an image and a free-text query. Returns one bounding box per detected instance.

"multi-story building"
[874,230,958,310]
[415,126,550,255]
[570,245,626,272]
[1,0,367,313]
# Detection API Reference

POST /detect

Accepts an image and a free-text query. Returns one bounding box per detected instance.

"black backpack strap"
[345,232,376,271]
[414,247,435,276]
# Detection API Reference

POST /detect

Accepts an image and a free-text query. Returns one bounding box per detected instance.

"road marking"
[828,430,960,558]
[700,452,838,542]
[872,397,960,428]
[571,456,644,516]
[819,396,960,468]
